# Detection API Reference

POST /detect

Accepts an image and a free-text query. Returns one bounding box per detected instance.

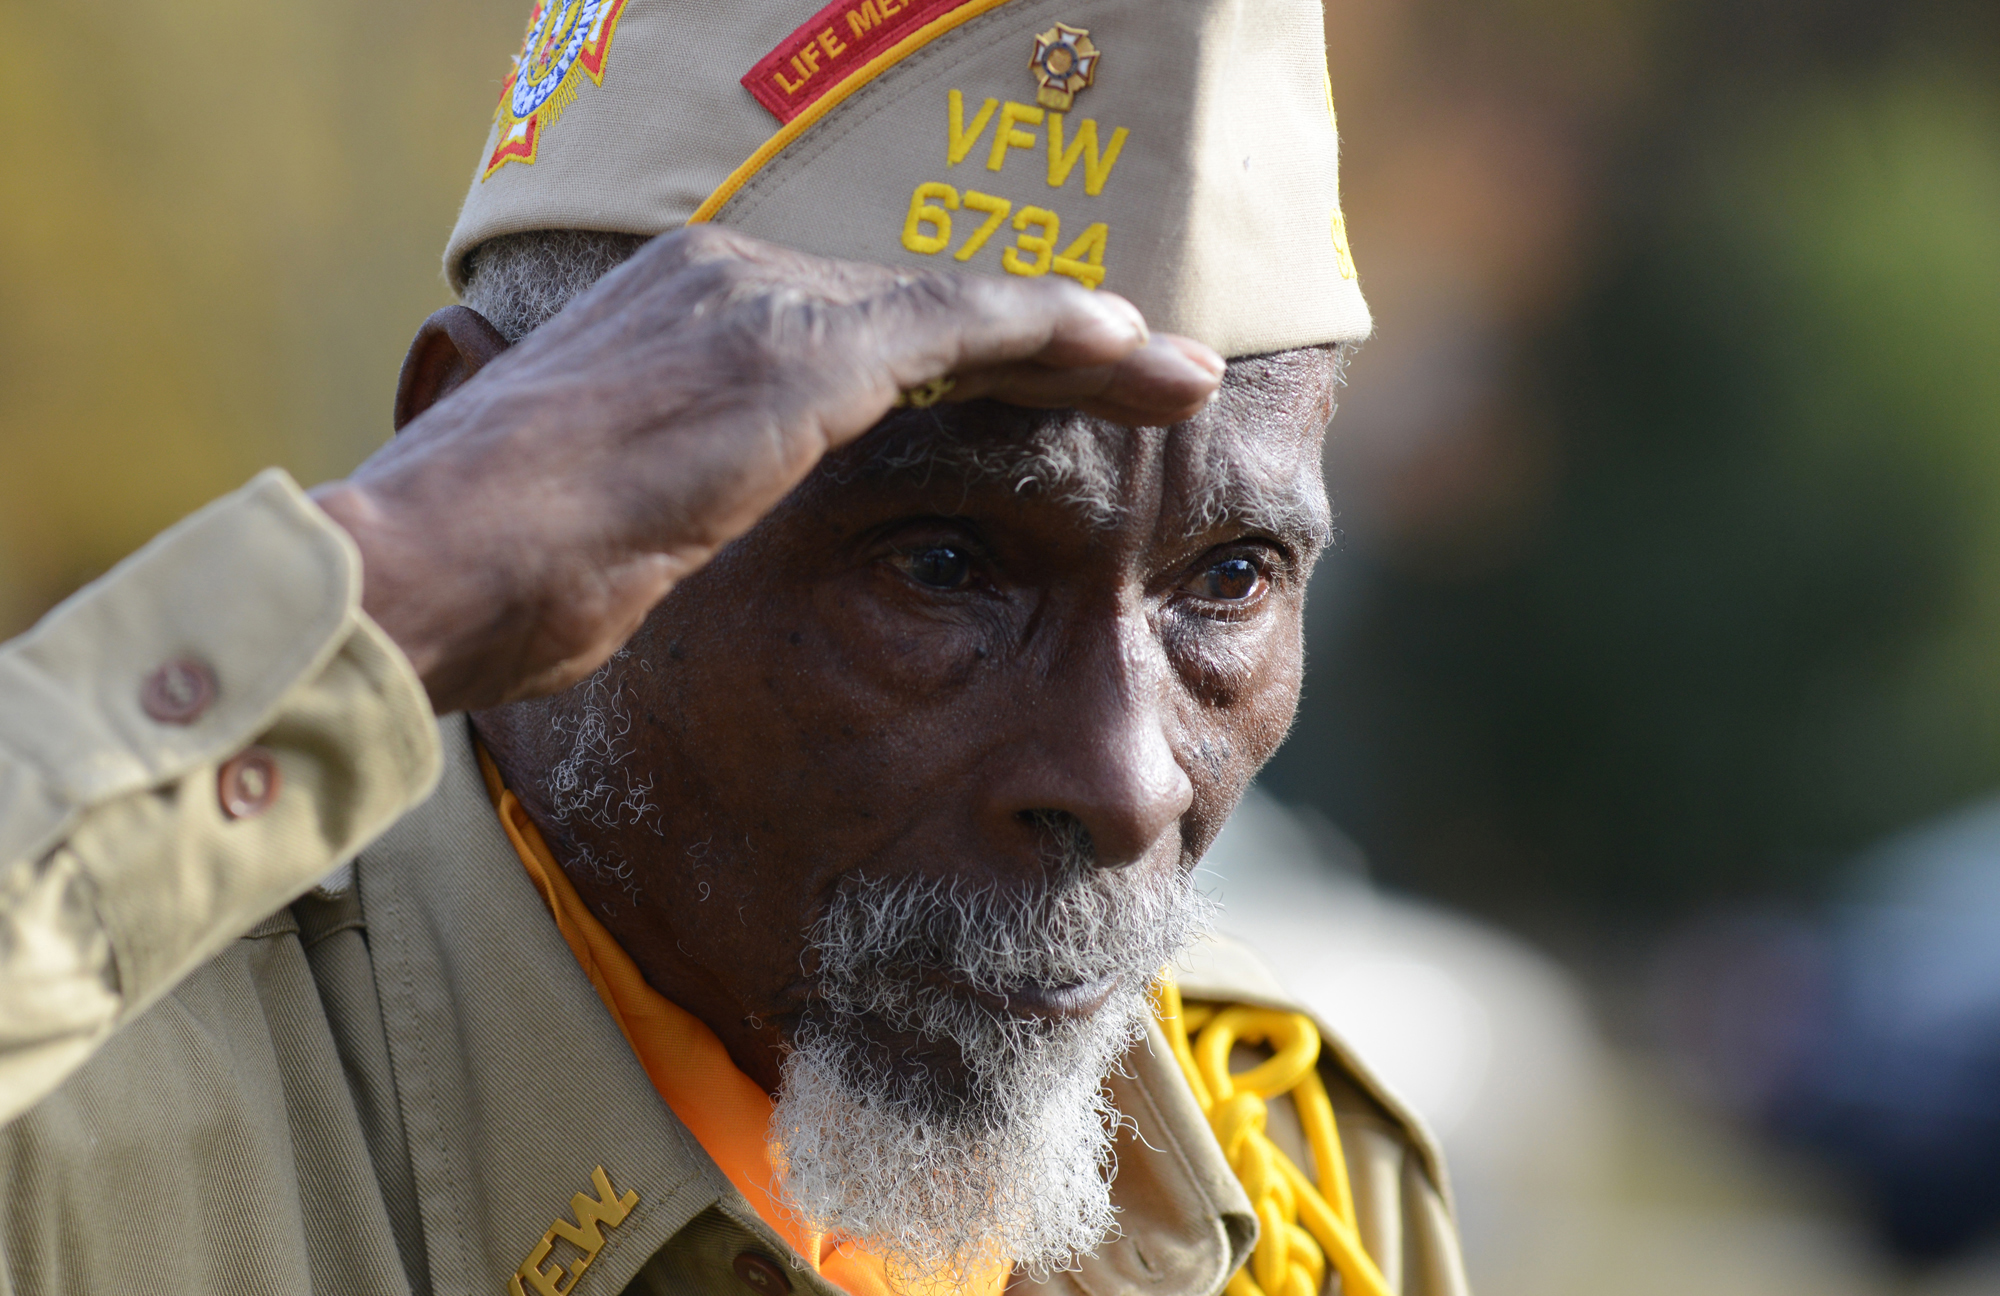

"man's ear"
[393,305,513,432]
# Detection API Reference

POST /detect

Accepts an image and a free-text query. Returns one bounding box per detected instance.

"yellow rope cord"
[1154,981,1393,1296]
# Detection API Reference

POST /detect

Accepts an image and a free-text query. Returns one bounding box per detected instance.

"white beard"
[768,833,1215,1292]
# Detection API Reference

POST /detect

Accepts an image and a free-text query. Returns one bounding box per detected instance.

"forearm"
[0,471,441,1125]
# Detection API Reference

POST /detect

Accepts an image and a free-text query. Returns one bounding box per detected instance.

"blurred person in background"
[1661,798,2000,1264]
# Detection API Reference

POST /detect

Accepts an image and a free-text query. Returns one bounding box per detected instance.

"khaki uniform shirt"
[0,473,1470,1296]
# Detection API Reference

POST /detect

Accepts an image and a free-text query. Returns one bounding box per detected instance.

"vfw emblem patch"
[483,0,629,179]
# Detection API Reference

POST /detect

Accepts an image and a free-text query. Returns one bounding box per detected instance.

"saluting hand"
[310,226,1223,715]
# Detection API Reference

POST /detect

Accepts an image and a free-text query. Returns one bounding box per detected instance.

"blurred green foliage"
[1271,55,2000,918]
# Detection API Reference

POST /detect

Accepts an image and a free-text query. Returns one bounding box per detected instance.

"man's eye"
[1190,555,1267,603]
[900,545,973,590]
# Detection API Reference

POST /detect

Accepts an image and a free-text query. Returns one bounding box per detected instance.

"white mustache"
[809,839,1213,1018]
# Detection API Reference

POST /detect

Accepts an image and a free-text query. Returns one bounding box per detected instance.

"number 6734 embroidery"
[900,181,1108,288]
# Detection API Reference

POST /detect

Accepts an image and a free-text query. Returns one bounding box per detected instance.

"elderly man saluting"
[0,2,1468,1294]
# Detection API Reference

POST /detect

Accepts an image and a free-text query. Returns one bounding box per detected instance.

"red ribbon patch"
[742,0,974,123]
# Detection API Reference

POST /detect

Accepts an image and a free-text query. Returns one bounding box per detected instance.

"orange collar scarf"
[479,752,1005,1296]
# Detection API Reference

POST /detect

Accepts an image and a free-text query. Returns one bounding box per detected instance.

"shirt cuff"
[0,469,441,1115]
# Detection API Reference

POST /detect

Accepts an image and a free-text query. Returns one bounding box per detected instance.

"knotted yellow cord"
[1154,981,1393,1296]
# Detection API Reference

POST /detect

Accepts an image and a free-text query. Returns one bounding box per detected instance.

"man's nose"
[980,625,1194,869]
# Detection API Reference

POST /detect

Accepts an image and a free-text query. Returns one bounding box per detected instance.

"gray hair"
[458,229,648,342]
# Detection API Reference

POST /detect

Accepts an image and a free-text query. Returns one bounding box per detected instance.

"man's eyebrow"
[1182,454,1334,554]
[832,413,1126,526]
[1191,491,1334,554]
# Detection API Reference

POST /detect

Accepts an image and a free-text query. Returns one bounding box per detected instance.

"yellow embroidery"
[899,181,1109,288]
[771,28,849,96]
[691,0,1016,222]
[900,177,1104,286]
[1045,114,1127,196]
[1329,210,1358,281]
[986,101,1046,172]
[509,1166,639,1296]
[895,376,958,408]
[1002,205,1060,277]
[947,90,999,166]
[955,190,1014,260]
[483,0,629,180]
[1155,984,1391,1296]
[1321,68,1359,281]
[900,182,960,254]
[846,0,907,40]
[1052,223,1108,288]
[947,89,1128,197]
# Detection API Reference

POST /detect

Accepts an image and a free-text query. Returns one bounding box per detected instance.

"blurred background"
[3,0,1998,1290]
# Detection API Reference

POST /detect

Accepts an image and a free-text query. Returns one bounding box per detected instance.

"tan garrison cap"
[446,0,1369,357]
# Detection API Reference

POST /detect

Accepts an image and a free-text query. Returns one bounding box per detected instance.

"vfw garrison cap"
[446,0,1369,358]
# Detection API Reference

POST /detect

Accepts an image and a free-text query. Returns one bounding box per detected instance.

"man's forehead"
[828,349,1336,551]
[1164,348,1337,548]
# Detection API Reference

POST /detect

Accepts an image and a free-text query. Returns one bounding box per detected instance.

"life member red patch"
[742,0,976,123]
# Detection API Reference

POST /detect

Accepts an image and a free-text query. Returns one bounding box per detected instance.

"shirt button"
[218,747,282,820]
[732,1252,792,1294]
[140,659,216,724]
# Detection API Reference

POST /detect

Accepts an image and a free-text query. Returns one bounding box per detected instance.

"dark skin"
[322,227,1338,1098]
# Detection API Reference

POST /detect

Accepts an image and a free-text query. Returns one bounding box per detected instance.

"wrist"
[309,479,458,705]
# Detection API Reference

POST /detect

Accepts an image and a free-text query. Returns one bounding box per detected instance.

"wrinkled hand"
[312,226,1223,714]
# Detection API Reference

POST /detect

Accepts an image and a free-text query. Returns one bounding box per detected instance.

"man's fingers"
[1021,288,1153,367]
[879,275,1154,385]
[1084,334,1224,421]
[949,333,1224,426]
[871,273,1223,424]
